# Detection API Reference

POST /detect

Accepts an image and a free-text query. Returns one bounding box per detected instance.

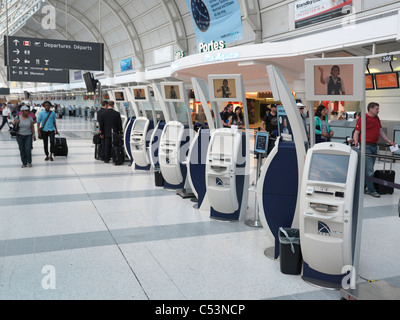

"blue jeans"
[16,134,33,166]
[365,144,378,193]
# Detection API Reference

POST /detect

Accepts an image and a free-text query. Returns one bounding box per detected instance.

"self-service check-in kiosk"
[155,82,194,190]
[125,86,156,170]
[300,142,360,288]
[188,77,222,212]
[205,74,250,221]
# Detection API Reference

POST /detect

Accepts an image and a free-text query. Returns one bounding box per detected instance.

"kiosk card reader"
[206,128,243,216]
[300,142,360,287]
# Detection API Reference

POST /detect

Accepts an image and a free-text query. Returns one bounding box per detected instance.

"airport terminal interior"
[0,0,400,301]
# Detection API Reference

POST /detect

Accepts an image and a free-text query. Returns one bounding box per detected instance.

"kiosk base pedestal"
[302,276,341,290]
[245,219,263,228]
[264,246,278,261]
[176,188,196,199]
[340,280,400,300]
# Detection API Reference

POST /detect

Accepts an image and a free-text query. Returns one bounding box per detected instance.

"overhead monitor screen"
[308,153,350,184]
[365,74,375,90]
[375,72,399,90]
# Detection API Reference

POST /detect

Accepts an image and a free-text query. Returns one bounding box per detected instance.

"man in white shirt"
[0,103,11,131]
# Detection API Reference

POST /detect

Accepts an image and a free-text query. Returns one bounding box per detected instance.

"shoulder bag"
[39,111,52,140]
[12,116,20,133]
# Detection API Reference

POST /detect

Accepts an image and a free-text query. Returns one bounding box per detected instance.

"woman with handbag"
[37,101,58,161]
[13,106,36,168]
[314,105,334,144]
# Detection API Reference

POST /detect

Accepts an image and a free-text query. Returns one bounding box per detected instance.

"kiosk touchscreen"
[254,131,269,154]
[300,142,360,286]
[206,128,243,215]
[130,117,150,168]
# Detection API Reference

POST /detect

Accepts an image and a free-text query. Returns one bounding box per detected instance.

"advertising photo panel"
[208,74,243,102]
[161,82,185,102]
[305,57,365,102]
[131,86,149,102]
[113,90,127,102]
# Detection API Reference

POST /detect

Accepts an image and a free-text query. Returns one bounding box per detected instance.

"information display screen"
[308,153,349,184]
[375,72,399,90]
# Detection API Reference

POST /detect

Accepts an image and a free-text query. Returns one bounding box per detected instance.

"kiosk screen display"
[211,135,235,156]
[308,153,349,184]
[133,120,146,132]
[164,125,180,142]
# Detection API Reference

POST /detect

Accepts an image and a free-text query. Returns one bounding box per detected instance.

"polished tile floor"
[0,115,399,300]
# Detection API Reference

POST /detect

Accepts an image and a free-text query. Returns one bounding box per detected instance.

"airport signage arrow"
[4,35,104,71]
[7,65,70,84]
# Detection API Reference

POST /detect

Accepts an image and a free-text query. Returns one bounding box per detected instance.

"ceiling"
[0,0,400,92]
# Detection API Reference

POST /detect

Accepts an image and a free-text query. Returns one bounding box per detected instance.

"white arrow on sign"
[13,58,20,64]
[13,39,19,46]
[13,49,20,54]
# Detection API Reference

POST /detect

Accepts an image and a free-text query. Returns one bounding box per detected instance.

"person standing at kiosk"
[99,101,123,163]
[314,105,334,143]
[220,103,233,127]
[261,104,278,153]
[353,102,396,198]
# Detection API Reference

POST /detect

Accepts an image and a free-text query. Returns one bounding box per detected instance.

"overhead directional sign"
[7,65,70,84]
[4,35,104,71]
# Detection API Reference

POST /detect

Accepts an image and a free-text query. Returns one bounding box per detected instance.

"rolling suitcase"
[95,143,103,160]
[112,146,124,165]
[374,146,395,195]
[54,134,68,157]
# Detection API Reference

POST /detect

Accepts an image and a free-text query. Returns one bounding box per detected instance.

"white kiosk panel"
[159,121,185,185]
[130,117,150,167]
[300,142,358,275]
[206,129,242,214]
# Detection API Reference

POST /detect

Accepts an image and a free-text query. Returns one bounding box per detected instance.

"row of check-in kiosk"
[103,67,362,290]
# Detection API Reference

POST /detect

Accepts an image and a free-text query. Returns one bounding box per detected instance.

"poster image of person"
[134,89,146,100]
[214,79,236,99]
[314,64,354,96]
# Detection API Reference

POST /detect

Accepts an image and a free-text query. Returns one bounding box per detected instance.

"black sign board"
[382,55,394,63]
[4,36,104,71]
[7,65,70,84]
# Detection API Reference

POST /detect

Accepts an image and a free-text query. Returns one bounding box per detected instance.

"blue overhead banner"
[186,0,243,46]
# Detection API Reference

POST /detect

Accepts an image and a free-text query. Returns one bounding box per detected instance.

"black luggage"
[112,146,124,165]
[54,134,68,157]
[374,146,395,195]
[95,143,103,160]
[112,132,123,147]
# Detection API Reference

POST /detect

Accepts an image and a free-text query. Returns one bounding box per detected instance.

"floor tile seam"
[0,173,146,184]
[0,188,175,206]
[0,222,258,258]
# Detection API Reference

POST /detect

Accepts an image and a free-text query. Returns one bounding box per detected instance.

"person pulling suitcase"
[353,102,396,198]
